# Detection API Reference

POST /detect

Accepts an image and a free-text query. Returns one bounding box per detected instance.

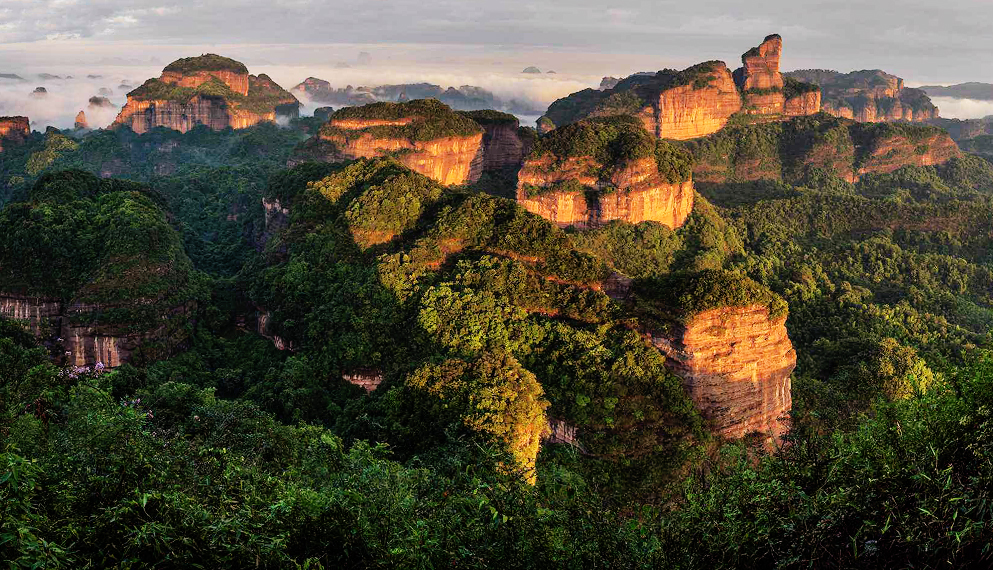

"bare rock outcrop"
[460,110,533,172]
[74,111,89,130]
[651,305,795,441]
[785,69,939,123]
[292,99,485,186]
[0,115,30,152]
[516,117,694,229]
[112,54,300,134]
[541,35,821,139]
[634,271,795,443]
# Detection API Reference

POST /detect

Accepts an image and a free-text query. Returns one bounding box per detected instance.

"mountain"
[539,34,821,139]
[0,116,30,153]
[291,99,533,186]
[292,78,544,115]
[683,113,958,184]
[516,116,695,229]
[112,54,301,134]
[784,69,939,122]
[919,82,993,100]
[0,171,207,367]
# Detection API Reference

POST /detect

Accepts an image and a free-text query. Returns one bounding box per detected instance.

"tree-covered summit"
[162,53,250,75]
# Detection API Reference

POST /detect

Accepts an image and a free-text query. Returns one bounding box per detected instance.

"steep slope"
[291,99,486,185]
[785,69,939,122]
[0,171,207,367]
[539,34,821,139]
[684,113,959,184]
[632,270,795,442]
[112,54,300,134]
[516,116,694,229]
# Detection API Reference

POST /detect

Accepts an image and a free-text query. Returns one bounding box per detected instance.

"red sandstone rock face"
[652,65,743,140]
[740,35,785,92]
[650,305,796,441]
[314,119,484,186]
[114,95,259,134]
[0,116,30,152]
[516,156,694,229]
[74,111,88,130]
[0,293,174,368]
[343,370,384,393]
[784,90,822,117]
[112,58,298,134]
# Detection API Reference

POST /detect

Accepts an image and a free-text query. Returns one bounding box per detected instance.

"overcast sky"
[1,0,992,84]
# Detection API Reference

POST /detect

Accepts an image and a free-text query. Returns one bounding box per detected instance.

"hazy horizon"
[4,1,993,129]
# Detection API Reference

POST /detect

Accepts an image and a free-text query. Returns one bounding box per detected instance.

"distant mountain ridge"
[919,82,993,101]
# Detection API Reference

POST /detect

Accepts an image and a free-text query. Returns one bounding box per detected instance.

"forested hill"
[2,99,993,568]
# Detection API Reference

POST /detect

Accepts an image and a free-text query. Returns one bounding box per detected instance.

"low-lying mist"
[0,62,603,131]
[930,97,993,120]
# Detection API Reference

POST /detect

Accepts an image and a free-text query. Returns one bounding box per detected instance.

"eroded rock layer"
[0,116,30,152]
[1,294,163,368]
[517,157,694,229]
[112,55,299,134]
[295,99,486,186]
[785,69,939,123]
[651,305,796,441]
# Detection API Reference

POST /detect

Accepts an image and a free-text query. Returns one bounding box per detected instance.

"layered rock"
[634,271,795,442]
[0,115,30,152]
[0,294,164,368]
[517,117,694,229]
[112,54,300,134]
[541,35,820,139]
[460,110,532,171]
[293,99,485,186]
[785,69,939,122]
[651,305,795,440]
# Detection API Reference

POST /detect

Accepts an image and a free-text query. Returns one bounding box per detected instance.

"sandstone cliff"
[459,110,532,172]
[517,117,694,229]
[112,54,300,134]
[0,293,187,368]
[74,111,88,130]
[293,99,486,186]
[651,305,795,440]
[0,115,30,152]
[784,69,939,123]
[540,35,820,139]
[633,270,795,442]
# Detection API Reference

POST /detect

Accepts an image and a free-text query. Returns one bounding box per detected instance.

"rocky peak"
[784,69,938,123]
[75,111,88,130]
[159,53,250,95]
[737,34,785,91]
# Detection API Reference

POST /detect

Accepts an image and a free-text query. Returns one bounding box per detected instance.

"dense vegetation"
[683,112,952,183]
[2,104,993,567]
[162,53,250,75]
[524,117,694,195]
[322,99,484,142]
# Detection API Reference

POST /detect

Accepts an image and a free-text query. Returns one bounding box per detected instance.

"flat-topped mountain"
[539,34,821,140]
[516,116,694,229]
[784,69,938,122]
[112,54,300,134]
[293,99,532,185]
